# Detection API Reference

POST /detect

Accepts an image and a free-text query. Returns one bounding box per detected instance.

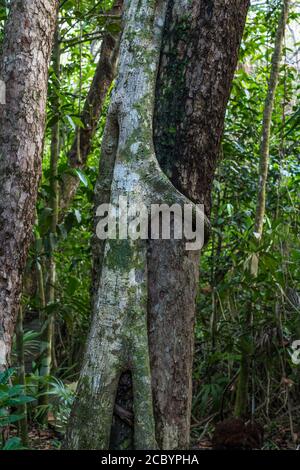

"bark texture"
[0,0,58,370]
[149,0,250,448]
[65,0,199,450]
[66,0,249,450]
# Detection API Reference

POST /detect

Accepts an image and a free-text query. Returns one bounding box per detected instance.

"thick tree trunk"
[0,0,58,370]
[149,0,250,448]
[66,0,249,450]
[65,0,199,450]
[235,0,290,419]
[59,0,123,215]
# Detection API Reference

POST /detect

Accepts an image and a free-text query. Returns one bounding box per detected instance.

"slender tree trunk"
[16,306,28,447]
[0,0,58,371]
[254,0,290,242]
[65,0,197,450]
[38,26,61,417]
[36,257,46,316]
[66,0,249,450]
[59,0,123,215]
[234,0,290,418]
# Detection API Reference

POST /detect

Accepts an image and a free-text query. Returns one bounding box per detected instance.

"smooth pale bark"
[0,0,58,370]
[65,0,202,450]
[66,0,248,450]
[235,0,290,418]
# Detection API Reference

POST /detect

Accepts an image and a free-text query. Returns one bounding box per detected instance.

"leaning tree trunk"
[0,0,58,370]
[59,0,123,215]
[66,0,249,450]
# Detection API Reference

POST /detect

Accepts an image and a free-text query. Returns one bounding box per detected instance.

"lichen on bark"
[65,0,197,450]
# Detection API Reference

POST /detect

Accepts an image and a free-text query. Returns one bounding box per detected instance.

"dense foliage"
[0,0,299,450]
[194,1,300,448]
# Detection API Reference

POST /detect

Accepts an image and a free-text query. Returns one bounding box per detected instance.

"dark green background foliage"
[0,0,299,450]
[193,1,300,448]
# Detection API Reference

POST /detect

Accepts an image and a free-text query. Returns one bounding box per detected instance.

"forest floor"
[192,419,299,450]
[9,415,299,450]
[10,414,300,450]
[27,426,60,450]
[10,424,61,450]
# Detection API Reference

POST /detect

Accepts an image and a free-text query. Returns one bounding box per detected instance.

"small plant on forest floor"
[0,368,34,450]
[34,376,75,433]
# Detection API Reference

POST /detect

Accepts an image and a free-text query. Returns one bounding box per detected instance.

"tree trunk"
[16,306,28,447]
[65,0,196,450]
[234,0,290,418]
[59,0,123,215]
[0,0,58,370]
[149,0,249,448]
[254,0,290,241]
[66,0,249,450]
[38,24,61,418]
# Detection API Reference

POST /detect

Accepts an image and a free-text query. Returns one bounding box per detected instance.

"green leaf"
[7,395,35,405]
[0,368,15,385]
[0,414,24,427]
[3,437,23,450]
[66,276,80,296]
[74,169,89,187]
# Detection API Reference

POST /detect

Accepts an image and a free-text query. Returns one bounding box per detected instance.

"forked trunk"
[65,0,197,450]
[66,0,249,449]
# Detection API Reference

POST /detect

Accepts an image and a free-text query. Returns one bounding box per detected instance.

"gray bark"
[65,0,199,450]
[0,0,58,370]
[66,0,249,450]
